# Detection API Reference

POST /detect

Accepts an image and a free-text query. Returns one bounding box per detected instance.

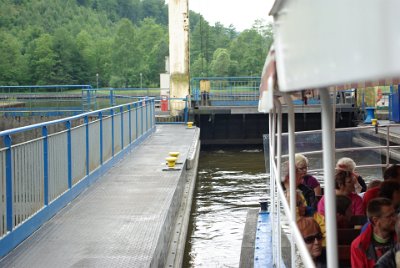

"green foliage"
[0,0,272,87]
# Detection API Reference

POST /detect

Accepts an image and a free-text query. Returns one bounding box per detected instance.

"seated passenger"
[297,217,326,267]
[362,164,400,213]
[363,185,381,215]
[375,214,400,268]
[295,154,321,195]
[282,161,316,209]
[368,180,382,190]
[379,180,400,212]
[336,195,353,228]
[317,170,364,216]
[287,190,326,246]
[384,164,400,181]
[351,198,397,268]
[336,157,366,193]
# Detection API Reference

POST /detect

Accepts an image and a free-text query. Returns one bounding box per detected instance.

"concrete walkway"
[0,124,200,268]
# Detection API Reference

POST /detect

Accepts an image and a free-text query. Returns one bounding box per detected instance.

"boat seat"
[350,215,368,227]
[337,228,360,245]
[338,245,351,268]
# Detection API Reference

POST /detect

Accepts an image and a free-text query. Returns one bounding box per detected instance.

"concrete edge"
[165,138,201,267]
[239,208,259,268]
[186,127,200,170]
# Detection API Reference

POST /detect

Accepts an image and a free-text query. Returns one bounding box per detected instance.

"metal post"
[120,107,124,149]
[98,113,103,165]
[111,109,115,156]
[320,89,339,268]
[65,121,72,188]
[275,97,283,268]
[84,116,89,176]
[42,126,49,206]
[283,93,296,268]
[96,73,99,90]
[4,135,13,232]
[140,72,143,90]
[269,103,276,266]
[135,102,138,140]
[128,105,132,144]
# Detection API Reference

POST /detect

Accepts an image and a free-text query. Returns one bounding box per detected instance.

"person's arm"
[317,196,325,216]
[357,175,367,193]
[313,185,322,196]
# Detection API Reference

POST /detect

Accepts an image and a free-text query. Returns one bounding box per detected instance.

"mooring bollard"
[259,198,269,212]
[187,121,193,128]
[166,156,177,167]
[169,151,180,158]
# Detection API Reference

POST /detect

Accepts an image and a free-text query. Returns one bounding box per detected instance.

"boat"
[252,1,400,267]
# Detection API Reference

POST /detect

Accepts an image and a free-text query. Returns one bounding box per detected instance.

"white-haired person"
[295,154,321,196]
[336,157,367,193]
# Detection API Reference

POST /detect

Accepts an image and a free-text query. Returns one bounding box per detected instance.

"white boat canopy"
[269,0,400,92]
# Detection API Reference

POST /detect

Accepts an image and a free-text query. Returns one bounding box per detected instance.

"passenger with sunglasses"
[297,217,326,267]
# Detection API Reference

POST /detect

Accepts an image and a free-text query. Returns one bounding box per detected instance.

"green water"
[184,147,267,267]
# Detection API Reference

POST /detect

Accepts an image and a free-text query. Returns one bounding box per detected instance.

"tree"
[210,48,232,77]
[0,32,26,85]
[28,34,57,84]
[191,56,208,77]
[229,29,269,76]
[111,19,141,87]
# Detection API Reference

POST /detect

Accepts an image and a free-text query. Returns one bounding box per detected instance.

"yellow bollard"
[371,119,377,126]
[187,121,193,128]
[166,157,177,167]
[169,152,180,158]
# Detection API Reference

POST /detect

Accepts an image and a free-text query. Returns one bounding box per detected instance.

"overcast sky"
[166,0,274,31]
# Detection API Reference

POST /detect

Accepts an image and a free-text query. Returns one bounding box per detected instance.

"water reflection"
[184,147,267,267]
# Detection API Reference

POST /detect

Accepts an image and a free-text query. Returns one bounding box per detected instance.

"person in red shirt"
[351,198,397,268]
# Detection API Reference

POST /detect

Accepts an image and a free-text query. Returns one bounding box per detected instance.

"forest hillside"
[0,0,272,88]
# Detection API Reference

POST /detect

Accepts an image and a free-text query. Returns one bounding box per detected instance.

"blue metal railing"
[0,85,93,116]
[191,77,261,106]
[0,98,156,258]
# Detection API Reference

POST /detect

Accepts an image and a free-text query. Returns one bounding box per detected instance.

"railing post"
[135,102,138,139]
[320,89,339,268]
[184,96,189,123]
[150,99,154,127]
[65,121,72,188]
[283,93,296,268]
[141,101,144,135]
[84,116,89,176]
[120,106,124,149]
[42,126,49,206]
[4,135,13,232]
[98,112,103,165]
[145,98,148,131]
[128,105,132,144]
[386,125,390,167]
[111,109,115,156]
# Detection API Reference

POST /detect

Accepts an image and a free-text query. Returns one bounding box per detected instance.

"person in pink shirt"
[317,170,364,216]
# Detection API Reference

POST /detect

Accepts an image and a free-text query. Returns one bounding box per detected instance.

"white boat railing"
[268,89,400,267]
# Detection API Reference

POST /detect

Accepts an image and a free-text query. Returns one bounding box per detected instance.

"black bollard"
[259,198,269,212]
